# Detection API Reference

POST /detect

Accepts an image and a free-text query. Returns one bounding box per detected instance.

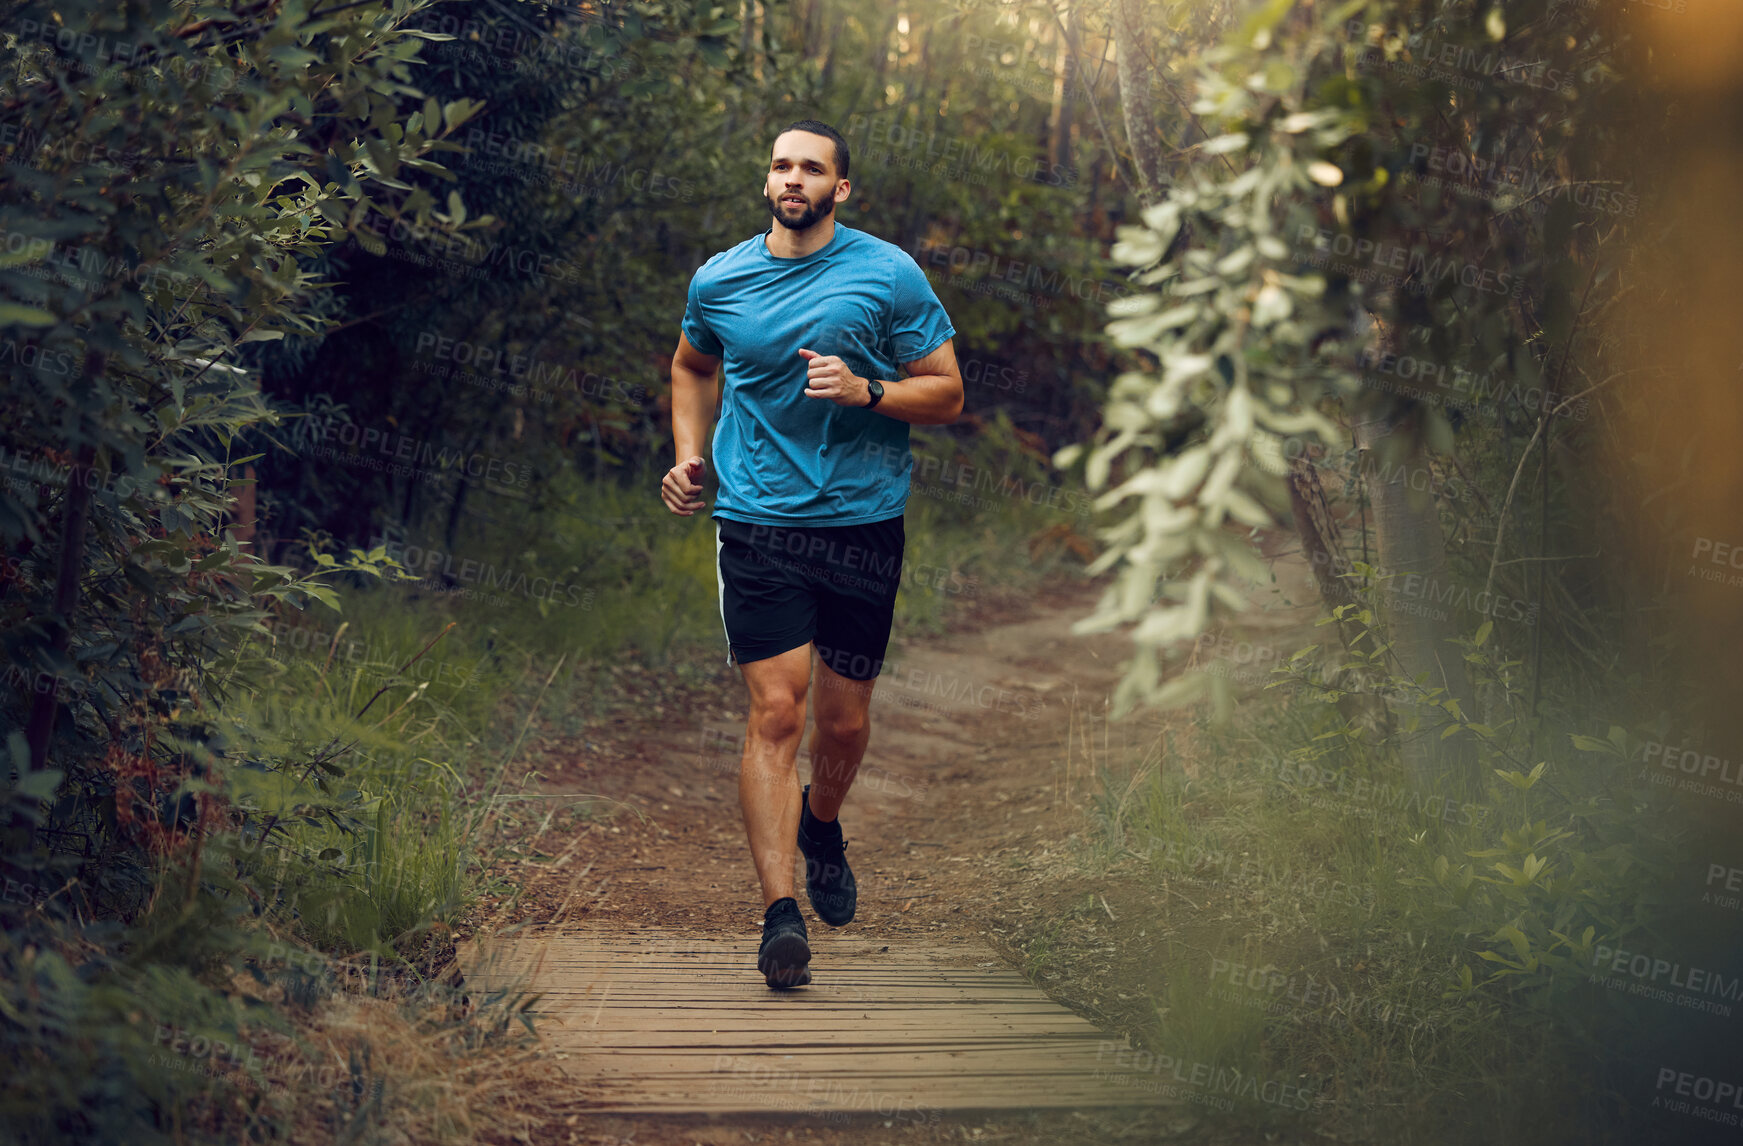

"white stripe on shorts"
[714,519,732,666]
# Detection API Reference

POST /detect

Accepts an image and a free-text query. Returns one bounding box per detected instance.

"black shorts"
[712,514,904,681]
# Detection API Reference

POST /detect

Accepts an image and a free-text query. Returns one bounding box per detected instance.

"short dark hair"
[778,118,849,181]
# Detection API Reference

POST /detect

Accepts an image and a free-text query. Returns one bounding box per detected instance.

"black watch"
[863,378,884,408]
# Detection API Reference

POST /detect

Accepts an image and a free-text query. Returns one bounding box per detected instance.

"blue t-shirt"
[681,221,956,527]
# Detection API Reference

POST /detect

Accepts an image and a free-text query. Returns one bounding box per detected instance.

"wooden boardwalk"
[461,926,1178,1115]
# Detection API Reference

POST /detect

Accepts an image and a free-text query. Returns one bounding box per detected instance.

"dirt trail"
[460,552,1320,1146]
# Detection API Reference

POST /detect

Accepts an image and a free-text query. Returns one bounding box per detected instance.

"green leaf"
[697,39,729,69]
[269,45,321,68]
[1493,924,1531,960]
[13,768,65,802]
[442,99,482,132]
[0,303,57,327]
[0,246,48,270]
[1201,133,1250,156]
[304,585,342,611]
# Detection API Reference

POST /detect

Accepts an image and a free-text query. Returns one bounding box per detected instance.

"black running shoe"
[757,896,811,989]
[797,784,857,927]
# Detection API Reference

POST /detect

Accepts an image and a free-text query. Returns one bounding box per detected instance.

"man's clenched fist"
[799,348,870,406]
[662,456,707,516]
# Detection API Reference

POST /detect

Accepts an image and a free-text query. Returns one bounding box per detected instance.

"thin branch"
[153,281,212,346]
[1493,552,1598,566]
[1481,414,1548,603]
[1484,258,1602,598]
[1493,179,1631,218]
[317,294,429,336]
[1047,1,1142,201]
[1548,367,1634,417]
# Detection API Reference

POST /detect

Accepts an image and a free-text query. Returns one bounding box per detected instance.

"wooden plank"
[534,1012,1091,1029]
[460,927,1175,1114]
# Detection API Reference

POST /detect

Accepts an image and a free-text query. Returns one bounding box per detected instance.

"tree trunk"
[231,463,258,551]
[838,8,902,131]
[1288,450,1394,738]
[1110,0,1164,205]
[1050,5,1080,173]
[801,0,822,58]
[747,0,763,84]
[818,8,845,90]
[18,431,97,842]
[1352,405,1480,793]
[896,39,939,245]
[1287,453,1355,616]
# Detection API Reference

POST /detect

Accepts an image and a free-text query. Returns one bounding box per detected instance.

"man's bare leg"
[805,653,877,822]
[737,643,812,908]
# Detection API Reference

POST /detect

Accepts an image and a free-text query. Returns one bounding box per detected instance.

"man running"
[660,119,962,989]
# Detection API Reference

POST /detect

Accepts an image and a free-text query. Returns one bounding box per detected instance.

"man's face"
[765,131,846,231]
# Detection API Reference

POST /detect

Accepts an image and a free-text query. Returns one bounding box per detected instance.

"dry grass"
[162,937,577,1145]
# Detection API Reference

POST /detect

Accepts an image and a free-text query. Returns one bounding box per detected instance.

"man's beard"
[767,189,834,231]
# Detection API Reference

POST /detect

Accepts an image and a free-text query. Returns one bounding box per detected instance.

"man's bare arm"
[883,339,964,424]
[664,332,721,515]
[672,332,720,463]
[797,338,964,425]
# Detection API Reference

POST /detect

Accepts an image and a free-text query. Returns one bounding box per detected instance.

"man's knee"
[748,694,806,744]
[815,706,869,743]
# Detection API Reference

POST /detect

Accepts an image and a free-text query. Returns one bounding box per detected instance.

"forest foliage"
[0,0,1710,1142]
